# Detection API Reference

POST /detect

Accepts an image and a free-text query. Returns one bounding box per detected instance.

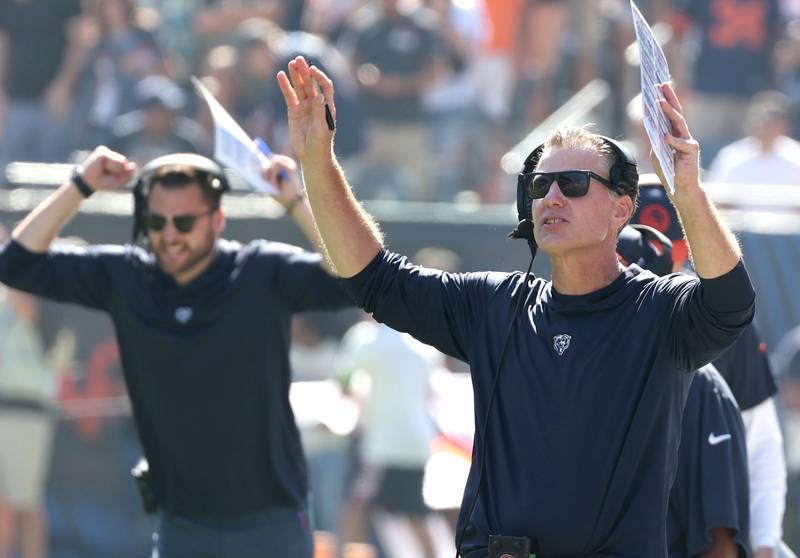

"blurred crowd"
[2,0,800,202]
[4,0,800,557]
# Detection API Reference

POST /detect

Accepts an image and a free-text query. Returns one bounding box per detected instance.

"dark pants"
[152,506,313,558]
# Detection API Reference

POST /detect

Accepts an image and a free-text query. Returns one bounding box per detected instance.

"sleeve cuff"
[751,537,780,551]
[699,260,755,314]
[0,238,45,262]
[341,249,389,304]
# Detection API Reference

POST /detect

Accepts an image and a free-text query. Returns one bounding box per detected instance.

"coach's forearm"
[300,152,383,278]
[287,196,338,275]
[12,180,85,252]
[673,184,741,279]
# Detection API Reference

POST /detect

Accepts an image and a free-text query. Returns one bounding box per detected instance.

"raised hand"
[649,82,742,279]
[650,82,701,201]
[261,154,303,208]
[276,56,336,162]
[79,146,138,192]
[11,146,137,251]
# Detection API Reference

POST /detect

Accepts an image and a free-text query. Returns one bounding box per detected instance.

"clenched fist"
[78,146,138,192]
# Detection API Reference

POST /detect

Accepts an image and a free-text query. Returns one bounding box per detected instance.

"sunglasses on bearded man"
[520,170,620,199]
[143,208,217,233]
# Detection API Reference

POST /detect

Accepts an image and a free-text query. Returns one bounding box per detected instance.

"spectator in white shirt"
[707,91,800,186]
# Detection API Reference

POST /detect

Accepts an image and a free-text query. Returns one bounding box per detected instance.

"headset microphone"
[455,221,537,557]
[454,250,535,558]
[508,219,537,260]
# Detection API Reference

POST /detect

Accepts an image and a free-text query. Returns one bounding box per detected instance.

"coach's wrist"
[668,179,707,212]
[70,167,95,198]
[299,145,336,169]
[282,192,306,215]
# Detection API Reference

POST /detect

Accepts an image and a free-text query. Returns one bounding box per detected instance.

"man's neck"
[759,134,780,153]
[550,251,625,296]
[170,251,216,286]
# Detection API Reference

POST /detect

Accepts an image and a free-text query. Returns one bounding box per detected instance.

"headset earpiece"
[597,135,638,195]
[515,144,545,224]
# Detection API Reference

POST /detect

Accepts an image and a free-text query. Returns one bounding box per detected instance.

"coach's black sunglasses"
[144,208,217,233]
[521,170,616,199]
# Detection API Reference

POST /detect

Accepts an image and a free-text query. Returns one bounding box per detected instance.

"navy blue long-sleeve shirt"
[343,250,755,557]
[0,238,353,516]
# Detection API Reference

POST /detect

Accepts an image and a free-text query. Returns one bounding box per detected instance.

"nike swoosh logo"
[708,433,732,445]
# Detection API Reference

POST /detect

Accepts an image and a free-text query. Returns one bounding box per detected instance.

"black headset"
[509,135,639,258]
[131,153,230,242]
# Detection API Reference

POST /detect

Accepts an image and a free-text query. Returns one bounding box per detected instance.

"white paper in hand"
[191,76,277,195]
[630,0,675,194]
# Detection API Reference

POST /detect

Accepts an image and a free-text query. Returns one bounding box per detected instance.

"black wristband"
[284,192,306,215]
[71,168,94,198]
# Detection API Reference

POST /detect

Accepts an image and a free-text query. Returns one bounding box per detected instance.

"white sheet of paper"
[190,76,277,195]
[631,0,675,194]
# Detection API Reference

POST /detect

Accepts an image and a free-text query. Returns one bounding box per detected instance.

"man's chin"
[535,237,574,256]
[534,233,561,250]
[155,253,187,275]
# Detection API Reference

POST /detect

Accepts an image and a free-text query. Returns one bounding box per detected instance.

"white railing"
[3,165,800,234]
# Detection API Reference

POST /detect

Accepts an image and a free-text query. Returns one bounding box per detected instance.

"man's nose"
[542,179,565,205]
[162,220,182,240]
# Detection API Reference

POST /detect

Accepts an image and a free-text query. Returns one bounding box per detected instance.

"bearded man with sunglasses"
[0,146,353,557]
[278,56,756,557]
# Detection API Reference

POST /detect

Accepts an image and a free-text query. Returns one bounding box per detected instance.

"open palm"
[277,56,336,161]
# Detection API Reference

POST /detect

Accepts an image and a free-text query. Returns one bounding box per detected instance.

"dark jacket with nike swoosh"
[342,250,755,558]
[667,364,750,558]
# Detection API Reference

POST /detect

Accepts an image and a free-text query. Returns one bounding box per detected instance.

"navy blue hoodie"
[0,238,353,516]
[343,250,755,557]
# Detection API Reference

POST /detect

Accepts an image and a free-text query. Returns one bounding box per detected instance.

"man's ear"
[613,195,634,229]
[213,209,226,235]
